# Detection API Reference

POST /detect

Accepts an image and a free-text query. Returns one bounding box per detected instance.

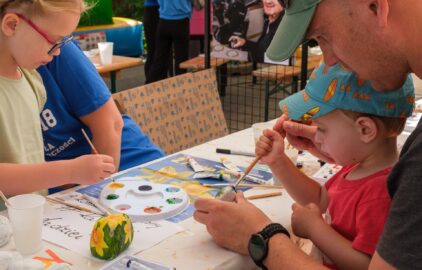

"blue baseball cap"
[279,63,415,121]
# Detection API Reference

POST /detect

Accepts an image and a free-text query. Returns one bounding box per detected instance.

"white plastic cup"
[97,42,114,65]
[252,122,272,144]
[7,194,45,255]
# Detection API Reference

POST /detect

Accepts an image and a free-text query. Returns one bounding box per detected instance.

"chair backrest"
[113,69,228,154]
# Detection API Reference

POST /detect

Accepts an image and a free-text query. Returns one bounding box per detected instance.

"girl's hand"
[68,154,115,184]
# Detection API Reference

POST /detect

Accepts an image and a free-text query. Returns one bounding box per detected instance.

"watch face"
[248,234,267,261]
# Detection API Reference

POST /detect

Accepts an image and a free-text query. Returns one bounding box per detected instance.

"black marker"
[216,148,255,157]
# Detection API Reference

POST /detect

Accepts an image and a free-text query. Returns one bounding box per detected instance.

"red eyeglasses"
[14,13,73,55]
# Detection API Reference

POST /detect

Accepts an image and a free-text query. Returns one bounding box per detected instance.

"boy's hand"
[69,154,115,184]
[255,128,286,167]
[291,203,325,239]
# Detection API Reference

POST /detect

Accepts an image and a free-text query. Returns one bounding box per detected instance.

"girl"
[0,0,115,197]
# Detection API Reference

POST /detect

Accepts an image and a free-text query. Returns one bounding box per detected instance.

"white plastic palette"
[99,177,189,222]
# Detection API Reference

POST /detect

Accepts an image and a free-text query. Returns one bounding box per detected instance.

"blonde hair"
[0,0,89,17]
[340,110,406,137]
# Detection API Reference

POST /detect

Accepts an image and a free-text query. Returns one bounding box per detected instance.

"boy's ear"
[355,116,378,143]
[1,13,19,37]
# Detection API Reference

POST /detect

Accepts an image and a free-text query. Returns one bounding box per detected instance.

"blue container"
[74,17,144,56]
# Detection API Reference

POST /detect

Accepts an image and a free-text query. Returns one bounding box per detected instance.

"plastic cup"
[98,42,114,65]
[252,122,272,144]
[7,194,45,255]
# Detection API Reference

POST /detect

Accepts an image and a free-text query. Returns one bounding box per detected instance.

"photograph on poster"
[212,0,289,64]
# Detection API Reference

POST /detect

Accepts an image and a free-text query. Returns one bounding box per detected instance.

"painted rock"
[90,213,134,260]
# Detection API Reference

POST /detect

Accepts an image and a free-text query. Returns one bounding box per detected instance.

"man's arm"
[265,233,328,270]
[80,98,123,169]
[194,192,328,270]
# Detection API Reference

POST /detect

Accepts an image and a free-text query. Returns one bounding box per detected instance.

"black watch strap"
[251,223,290,270]
[261,223,290,239]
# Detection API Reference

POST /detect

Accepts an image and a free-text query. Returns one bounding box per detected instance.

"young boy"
[256,63,414,270]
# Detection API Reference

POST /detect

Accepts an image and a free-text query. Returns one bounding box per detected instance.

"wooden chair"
[252,54,323,120]
[113,69,229,154]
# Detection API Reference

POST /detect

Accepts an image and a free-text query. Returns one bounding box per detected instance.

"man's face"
[306,0,410,91]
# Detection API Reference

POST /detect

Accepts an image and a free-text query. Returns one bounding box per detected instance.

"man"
[194,0,422,269]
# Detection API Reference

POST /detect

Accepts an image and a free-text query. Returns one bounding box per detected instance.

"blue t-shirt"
[158,0,192,20]
[37,41,164,171]
[145,0,159,7]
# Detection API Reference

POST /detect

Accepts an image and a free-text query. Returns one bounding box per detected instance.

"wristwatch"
[248,223,290,270]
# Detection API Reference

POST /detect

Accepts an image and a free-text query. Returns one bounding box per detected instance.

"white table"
[2,124,302,270]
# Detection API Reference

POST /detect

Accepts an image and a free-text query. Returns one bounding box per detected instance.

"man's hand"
[194,192,272,255]
[273,115,334,163]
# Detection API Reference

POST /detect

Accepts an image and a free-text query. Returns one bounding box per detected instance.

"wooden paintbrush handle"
[246,192,282,200]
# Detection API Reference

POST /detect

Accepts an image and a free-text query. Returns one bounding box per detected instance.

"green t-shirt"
[0,68,46,163]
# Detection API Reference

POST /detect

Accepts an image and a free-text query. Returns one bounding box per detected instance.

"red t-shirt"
[323,165,391,268]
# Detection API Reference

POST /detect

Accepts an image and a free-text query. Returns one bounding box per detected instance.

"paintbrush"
[81,128,115,182]
[0,190,11,207]
[233,156,262,188]
[204,183,283,189]
[245,191,282,200]
[215,156,262,201]
[81,128,98,155]
[82,194,111,215]
[47,197,105,216]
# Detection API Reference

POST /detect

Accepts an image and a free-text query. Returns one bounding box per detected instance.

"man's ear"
[1,13,19,37]
[368,0,390,28]
[355,116,378,143]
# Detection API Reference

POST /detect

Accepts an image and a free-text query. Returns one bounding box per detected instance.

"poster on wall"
[212,0,289,65]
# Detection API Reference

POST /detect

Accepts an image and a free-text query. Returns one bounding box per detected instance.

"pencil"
[81,128,99,154]
[46,197,105,216]
[246,192,282,200]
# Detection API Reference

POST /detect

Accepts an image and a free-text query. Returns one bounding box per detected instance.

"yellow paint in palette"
[108,182,125,189]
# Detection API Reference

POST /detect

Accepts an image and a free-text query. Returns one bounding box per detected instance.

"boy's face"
[5,11,80,69]
[312,110,368,166]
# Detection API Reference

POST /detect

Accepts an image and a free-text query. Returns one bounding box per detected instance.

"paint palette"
[99,177,189,222]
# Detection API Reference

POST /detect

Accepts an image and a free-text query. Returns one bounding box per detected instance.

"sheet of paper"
[42,202,184,259]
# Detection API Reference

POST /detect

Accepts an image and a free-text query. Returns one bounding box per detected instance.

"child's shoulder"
[20,68,46,110]
[359,167,392,202]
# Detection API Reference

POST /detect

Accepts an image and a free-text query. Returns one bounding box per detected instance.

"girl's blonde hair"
[0,0,89,17]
